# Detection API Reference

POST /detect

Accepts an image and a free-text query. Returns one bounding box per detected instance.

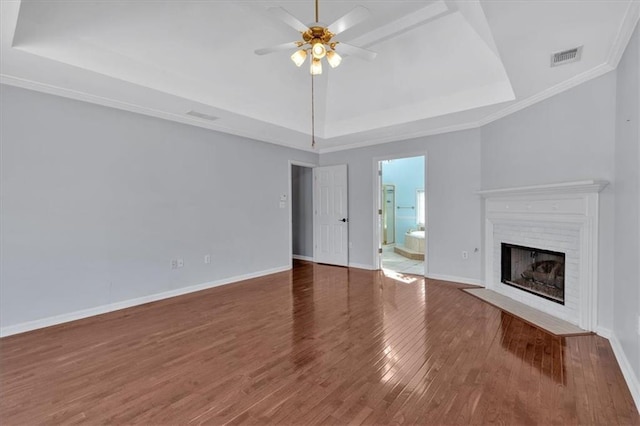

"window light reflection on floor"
[382,268,418,284]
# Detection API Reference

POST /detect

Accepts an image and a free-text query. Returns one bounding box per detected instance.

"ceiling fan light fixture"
[291,49,307,67]
[310,57,323,75]
[311,40,326,59]
[326,50,342,68]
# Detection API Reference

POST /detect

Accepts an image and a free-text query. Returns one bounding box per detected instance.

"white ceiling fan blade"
[255,42,301,56]
[327,6,370,36]
[334,43,377,61]
[347,1,450,49]
[268,7,309,33]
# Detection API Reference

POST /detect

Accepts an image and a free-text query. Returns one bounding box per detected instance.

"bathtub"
[405,230,425,254]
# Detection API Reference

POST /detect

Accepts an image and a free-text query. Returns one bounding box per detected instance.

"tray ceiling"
[1,0,638,152]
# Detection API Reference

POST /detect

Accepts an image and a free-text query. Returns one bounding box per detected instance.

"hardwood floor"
[1,260,637,425]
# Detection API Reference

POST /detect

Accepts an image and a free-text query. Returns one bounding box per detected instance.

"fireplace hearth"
[501,243,565,305]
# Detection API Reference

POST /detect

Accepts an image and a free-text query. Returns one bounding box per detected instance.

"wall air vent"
[186,110,219,121]
[550,46,583,67]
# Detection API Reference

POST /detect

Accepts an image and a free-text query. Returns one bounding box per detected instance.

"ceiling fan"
[255,0,377,75]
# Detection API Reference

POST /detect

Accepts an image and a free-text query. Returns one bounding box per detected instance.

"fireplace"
[480,180,608,331]
[501,243,565,305]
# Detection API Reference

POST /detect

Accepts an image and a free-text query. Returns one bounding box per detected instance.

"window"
[416,189,425,227]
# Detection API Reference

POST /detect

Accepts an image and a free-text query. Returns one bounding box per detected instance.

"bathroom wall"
[381,156,425,246]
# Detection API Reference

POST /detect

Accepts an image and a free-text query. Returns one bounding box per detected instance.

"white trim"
[318,65,616,154]
[477,180,609,197]
[476,64,614,128]
[426,273,484,287]
[606,1,640,68]
[0,265,290,338]
[292,254,313,262]
[349,262,376,271]
[609,333,640,413]
[318,122,480,154]
[0,74,317,154]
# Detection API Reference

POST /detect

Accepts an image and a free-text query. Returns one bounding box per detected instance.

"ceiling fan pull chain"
[311,73,316,149]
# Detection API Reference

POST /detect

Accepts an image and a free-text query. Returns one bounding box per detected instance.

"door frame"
[288,160,317,269]
[373,152,428,275]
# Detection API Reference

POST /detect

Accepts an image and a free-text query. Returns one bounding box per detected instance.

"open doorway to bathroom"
[377,155,426,276]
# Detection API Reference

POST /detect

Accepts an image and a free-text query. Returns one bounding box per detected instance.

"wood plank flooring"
[0,260,637,425]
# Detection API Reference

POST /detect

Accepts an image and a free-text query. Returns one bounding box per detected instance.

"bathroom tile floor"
[382,244,425,276]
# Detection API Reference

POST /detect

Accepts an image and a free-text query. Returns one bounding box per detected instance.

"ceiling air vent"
[186,110,219,121]
[550,46,583,67]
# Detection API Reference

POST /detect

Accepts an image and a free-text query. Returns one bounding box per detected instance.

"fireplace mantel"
[481,180,609,332]
[478,180,608,198]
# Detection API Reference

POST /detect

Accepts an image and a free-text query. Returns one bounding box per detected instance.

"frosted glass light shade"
[310,58,322,75]
[311,42,326,59]
[326,50,342,68]
[291,49,307,67]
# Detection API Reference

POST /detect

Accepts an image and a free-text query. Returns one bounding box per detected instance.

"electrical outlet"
[204,254,211,264]
[462,251,469,260]
[171,260,178,270]
[177,259,184,268]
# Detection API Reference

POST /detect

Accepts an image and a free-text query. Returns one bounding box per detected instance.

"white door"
[313,165,348,266]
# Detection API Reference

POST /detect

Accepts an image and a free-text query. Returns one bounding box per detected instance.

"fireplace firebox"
[501,243,565,305]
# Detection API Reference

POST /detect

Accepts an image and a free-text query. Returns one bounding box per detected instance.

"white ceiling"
[1,0,638,152]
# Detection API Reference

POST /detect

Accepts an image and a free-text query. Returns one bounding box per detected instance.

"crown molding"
[606,0,640,68]
[476,63,614,128]
[317,120,482,154]
[0,74,318,154]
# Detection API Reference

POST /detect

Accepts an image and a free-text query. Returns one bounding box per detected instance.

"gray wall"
[614,23,640,388]
[321,129,483,281]
[480,72,618,331]
[0,84,317,328]
[291,165,313,258]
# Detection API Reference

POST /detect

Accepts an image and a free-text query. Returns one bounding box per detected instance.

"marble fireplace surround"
[479,180,608,332]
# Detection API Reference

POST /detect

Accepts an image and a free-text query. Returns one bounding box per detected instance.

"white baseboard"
[292,255,313,262]
[349,262,376,270]
[426,273,484,287]
[0,265,290,338]
[609,333,640,413]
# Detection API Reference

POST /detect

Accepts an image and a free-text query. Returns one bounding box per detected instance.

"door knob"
[340,218,349,222]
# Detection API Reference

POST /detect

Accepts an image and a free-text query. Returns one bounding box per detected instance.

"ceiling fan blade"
[268,7,309,33]
[327,6,370,36]
[347,2,451,49]
[334,43,377,61]
[255,41,301,56]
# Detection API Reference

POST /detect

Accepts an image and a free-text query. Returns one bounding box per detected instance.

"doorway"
[291,163,314,264]
[376,155,426,276]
